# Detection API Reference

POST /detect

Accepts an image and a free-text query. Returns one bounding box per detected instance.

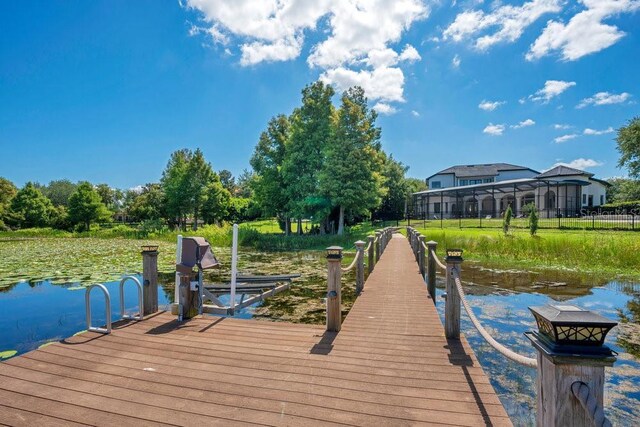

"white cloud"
[530,80,576,103]
[527,0,640,61]
[443,0,562,50]
[576,91,631,108]
[583,126,614,135]
[478,100,505,111]
[452,54,461,68]
[554,133,578,143]
[411,110,420,117]
[373,102,398,115]
[553,158,603,169]
[483,123,505,135]
[511,118,536,128]
[186,0,429,105]
[553,123,572,129]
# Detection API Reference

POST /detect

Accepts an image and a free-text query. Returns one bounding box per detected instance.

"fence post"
[375,231,381,262]
[367,235,375,274]
[445,249,463,339]
[141,245,159,315]
[418,235,425,277]
[526,307,617,427]
[326,246,343,332]
[426,241,437,302]
[355,240,365,294]
[415,232,421,261]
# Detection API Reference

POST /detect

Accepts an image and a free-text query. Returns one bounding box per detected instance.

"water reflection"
[434,263,640,426]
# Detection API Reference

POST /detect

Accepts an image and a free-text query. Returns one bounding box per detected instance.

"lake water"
[1,262,638,425]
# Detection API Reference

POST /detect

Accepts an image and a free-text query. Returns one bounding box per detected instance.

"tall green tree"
[375,155,409,221]
[320,86,385,235]
[161,149,192,230]
[218,170,236,194]
[186,148,215,230]
[282,81,335,227]
[128,183,166,221]
[202,179,232,224]
[250,114,292,231]
[9,182,55,228]
[606,178,640,203]
[40,179,77,207]
[95,183,119,209]
[0,177,18,227]
[617,116,640,178]
[67,182,111,231]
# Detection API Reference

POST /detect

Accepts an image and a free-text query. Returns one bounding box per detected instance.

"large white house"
[412,163,609,219]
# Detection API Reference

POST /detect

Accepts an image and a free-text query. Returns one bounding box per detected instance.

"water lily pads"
[0,350,17,360]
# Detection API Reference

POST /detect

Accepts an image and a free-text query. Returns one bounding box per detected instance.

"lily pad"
[0,350,17,360]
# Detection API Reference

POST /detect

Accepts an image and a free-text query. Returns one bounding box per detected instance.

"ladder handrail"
[85,284,112,334]
[119,276,144,321]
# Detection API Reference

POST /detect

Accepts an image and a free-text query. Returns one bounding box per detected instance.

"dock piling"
[326,246,343,332]
[141,245,159,315]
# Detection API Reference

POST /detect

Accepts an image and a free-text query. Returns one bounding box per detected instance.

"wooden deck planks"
[0,233,512,426]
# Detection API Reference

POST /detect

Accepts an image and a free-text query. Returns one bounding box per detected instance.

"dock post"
[418,235,425,277]
[526,307,617,427]
[367,235,375,274]
[375,231,381,262]
[445,249,463,339]
[141,245,159,315]
[355,240,365,294]
[326,246,343,332]
[426,241,437,302]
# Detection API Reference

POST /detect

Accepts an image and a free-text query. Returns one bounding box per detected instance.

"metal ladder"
[85,275,144,334]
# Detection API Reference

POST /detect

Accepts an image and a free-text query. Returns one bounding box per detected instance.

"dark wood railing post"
[367,235,375,274]
[445,250,463,339]
[355,240,365,294]
[326,246,343,332]
[141,246,159,315]
[418,235,425,277]
[426,241,437,302]
[375,231,381,262]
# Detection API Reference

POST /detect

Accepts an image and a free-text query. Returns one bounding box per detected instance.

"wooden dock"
[0,234,512,426]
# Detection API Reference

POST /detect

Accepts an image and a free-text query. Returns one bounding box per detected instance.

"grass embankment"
[410,225,640,280]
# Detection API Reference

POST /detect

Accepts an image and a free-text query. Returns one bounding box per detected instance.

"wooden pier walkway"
[0,233,511,426]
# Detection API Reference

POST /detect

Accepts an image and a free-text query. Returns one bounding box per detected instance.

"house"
[413,163,609,219]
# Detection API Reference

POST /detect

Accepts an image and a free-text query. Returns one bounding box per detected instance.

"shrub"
[528,206,539,236]
[503,205,513,235]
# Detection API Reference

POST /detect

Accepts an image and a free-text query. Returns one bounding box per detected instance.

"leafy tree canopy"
[67,182,111,231]
[617,116,640,178]
[9,182,55,228]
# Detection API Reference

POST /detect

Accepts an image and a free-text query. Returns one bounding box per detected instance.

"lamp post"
[526,304,617,427]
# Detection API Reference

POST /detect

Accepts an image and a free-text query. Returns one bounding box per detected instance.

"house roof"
[413,177,592,197]
[536,165,593,178]
[427,163,537,180]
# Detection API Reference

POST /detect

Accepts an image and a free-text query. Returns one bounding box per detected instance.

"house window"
[445,202,449,213]
[434,202,441,214]
[483,178,494,183]
[459,179,468,186]
[469,179,482,185]
[431,181,441,189]
[582,194,587,205]
[600,195,604,205]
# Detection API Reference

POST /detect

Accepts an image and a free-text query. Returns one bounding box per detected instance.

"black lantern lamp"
[326,246,343,260]
[445,249,463,262]
[526,304,617,358]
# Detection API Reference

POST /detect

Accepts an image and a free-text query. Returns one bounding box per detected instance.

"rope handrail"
[429,249,447,271]
[364,241,372,253]
[571,382,612,427]
[452,269,538,368]
[341,250,360,273]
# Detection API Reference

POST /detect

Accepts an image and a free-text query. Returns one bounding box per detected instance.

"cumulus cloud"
[576,91,631,108]
[554,123,572,129]
[411,110,420,117]
[185,0,428,104]
[554,133,578,143]
[553,158,603,169]
[511,118,536,129]
[583,126,614,135]
[527,0,640,61]
[478,100,505,111]
[452,54,461,68]
[443,0,562,50]
[530,80,576,103]
[483,123,505,135]
[373,102,398,115]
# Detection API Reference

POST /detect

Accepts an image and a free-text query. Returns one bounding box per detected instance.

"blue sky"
[1,1,638,189]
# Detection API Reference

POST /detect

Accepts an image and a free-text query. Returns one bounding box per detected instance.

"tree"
[375,156,409,221]
[67,182,111,230]
[503,204,513,235]
[218,170,236,194]
[201,180,231,224]
[320,86,385,235]
[606,178,640,203]
[128,183,166,221]
[95,183,118,210]
[186,148,215,230]
[40,179,77,207]
[616,116,640,178]
[281,81,335,228]
[0,177,17,228]
[250,114,292,231]
[161,149,192,230]
[9,182,55,228]
[527,203,539,236]
[404,178,428,218]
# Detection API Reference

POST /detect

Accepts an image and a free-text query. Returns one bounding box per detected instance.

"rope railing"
[571,381,612,427]
[429,248,447,271]
[364,240,372,253]
[451,269,538,367]
[341,250,360,273]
